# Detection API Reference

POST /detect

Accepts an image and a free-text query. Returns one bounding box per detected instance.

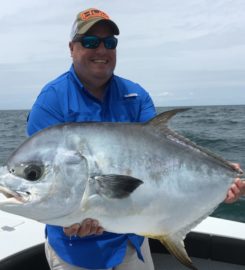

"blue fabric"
[27,65,156,269]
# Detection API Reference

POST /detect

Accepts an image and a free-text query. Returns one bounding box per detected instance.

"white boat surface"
[0,210,245,269]
[0,211,44,260]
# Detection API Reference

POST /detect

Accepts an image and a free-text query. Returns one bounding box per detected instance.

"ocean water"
[0,105,245,222]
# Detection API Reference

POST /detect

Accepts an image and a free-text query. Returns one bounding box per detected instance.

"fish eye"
[24,164,43,181]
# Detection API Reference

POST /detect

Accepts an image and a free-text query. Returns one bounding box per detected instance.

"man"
[27,8,156,270]
[27,7,245,270]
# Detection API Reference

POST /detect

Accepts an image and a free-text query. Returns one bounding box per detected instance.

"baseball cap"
[70,8,120,40]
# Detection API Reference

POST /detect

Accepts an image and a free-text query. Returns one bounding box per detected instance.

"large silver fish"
[0,109,243,270]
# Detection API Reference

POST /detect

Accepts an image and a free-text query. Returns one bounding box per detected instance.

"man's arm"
[138,91,156,122]
[27,87,63,136]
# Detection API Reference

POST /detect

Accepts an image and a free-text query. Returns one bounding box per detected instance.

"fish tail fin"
[158,235,198,270]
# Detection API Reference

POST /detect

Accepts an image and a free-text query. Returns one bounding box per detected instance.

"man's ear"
[69,42,74,55]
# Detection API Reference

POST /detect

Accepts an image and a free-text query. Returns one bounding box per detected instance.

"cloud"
[155,92,173,97]
[0,0,245,109]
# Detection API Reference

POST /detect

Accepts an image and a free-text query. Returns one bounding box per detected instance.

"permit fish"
[0,109,243,270]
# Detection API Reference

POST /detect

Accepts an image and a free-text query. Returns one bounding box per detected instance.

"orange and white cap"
[70,8,120,40]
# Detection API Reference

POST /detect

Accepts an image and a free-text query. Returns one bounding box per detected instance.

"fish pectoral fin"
[92,174,143,199]
[157,234,197,270]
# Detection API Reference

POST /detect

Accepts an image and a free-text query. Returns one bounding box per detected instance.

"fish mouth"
[0,186,30,204]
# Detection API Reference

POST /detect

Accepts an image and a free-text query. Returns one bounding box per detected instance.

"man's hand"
[63,218,104,237]
[224,163,245,204]
[225,178,245,204]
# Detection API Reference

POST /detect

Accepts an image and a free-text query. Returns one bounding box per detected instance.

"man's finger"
[63,223,80,236]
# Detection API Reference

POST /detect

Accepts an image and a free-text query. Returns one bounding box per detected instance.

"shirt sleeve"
[27,86,64,136]
[138,91,157,122]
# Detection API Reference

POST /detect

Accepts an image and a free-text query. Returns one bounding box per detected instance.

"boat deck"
[1,213,245,270]
[1,244,244,270]
[153,253,245,270]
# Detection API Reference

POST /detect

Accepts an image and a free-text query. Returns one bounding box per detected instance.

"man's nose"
[96,41,107,52]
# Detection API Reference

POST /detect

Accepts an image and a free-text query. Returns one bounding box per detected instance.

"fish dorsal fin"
[145,108,240,173]
[147,108,190,131]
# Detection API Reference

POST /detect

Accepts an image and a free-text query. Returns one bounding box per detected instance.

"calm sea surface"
[0,105,245,222]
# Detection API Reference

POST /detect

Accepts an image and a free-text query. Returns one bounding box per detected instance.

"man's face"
[69,22,117,84]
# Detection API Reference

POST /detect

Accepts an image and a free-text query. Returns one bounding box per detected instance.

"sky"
[0,0,245,109]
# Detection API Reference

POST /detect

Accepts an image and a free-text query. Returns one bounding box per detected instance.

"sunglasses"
[74,35,118,49]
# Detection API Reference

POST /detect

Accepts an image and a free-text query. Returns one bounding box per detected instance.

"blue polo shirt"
[27,65,156,269]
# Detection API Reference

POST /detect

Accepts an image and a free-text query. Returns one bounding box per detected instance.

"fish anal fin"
[143,233,197,270]
[92,174,143,199]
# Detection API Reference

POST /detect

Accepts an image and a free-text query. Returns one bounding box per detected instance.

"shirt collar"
[69,65,114,102]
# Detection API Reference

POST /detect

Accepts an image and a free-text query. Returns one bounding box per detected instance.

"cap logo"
[80,9,109,21]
